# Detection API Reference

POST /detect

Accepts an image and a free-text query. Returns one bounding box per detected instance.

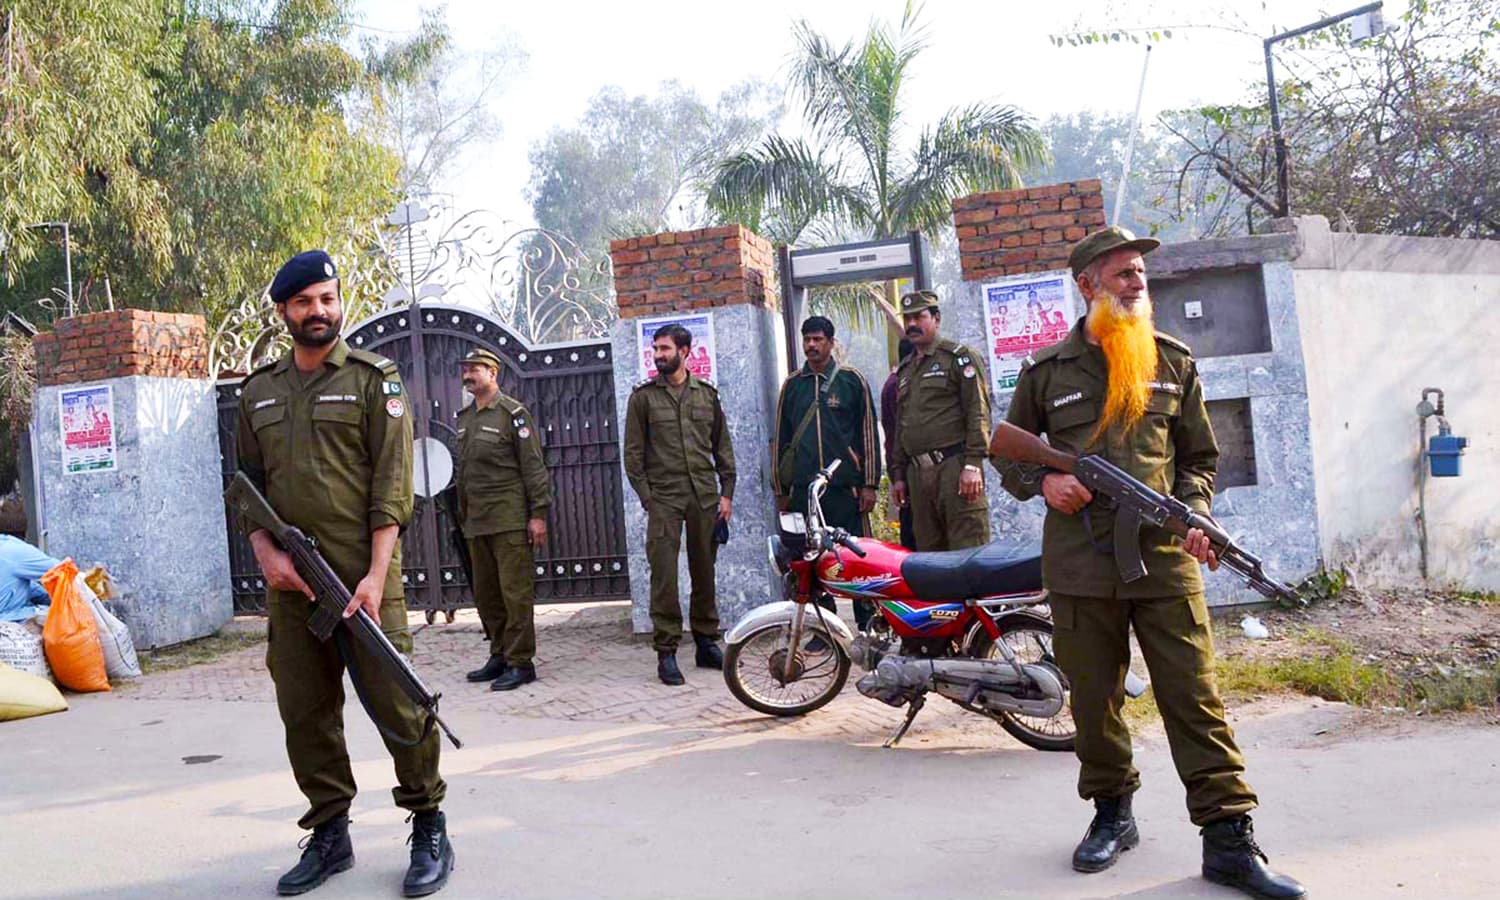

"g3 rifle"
[225,472,463,748]
[989,422,1304,607]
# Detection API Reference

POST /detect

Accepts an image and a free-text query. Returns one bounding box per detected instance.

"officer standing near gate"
[454,348,552,691]
[889,290,992,551]
[237,250,453,897]
[622,323,736,686]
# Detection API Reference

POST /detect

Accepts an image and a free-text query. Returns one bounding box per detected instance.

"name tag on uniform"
[1146,381,1182,395]
[252,398,279,410]
[921,363,946,379]
[315,394,359,403]
[481,425,502,434]
[1051,391,1086,409]
[456,427,466,437]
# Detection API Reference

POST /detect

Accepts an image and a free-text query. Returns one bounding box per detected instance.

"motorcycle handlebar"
[833,529,867,558]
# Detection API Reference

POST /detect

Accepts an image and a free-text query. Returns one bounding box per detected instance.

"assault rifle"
[225,472,463,748]
[989,422,1304,607]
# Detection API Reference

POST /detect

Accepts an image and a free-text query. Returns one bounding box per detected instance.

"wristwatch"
[963,464,982,474]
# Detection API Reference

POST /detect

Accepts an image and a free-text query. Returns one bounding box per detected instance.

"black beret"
[270,250,339,304]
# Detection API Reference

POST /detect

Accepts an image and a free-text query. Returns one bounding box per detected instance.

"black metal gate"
[216,302,630,616]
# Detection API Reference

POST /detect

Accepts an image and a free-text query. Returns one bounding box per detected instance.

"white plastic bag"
[77,575,141,679]
[0,620,50,679]
[1240,615,1270,640]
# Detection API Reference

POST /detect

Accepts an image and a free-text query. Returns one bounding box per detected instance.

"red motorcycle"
[724,461,1121,751]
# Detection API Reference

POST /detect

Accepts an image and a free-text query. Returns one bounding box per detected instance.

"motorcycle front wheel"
[724,623,851,717]
[968,614,1076,752]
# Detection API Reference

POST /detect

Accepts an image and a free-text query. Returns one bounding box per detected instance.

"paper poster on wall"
[635,312,717,384]
[60,385,118,475]
[982,271,1080,395]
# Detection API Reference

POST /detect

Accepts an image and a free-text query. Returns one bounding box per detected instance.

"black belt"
[909,443,965,469]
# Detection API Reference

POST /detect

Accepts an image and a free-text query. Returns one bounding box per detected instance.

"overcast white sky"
[356,0,1404,226]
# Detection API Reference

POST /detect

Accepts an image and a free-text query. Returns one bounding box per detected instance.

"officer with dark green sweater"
[771,315,880,628]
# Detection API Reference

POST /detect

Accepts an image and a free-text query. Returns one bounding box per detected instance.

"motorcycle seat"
[900,540,1043,600]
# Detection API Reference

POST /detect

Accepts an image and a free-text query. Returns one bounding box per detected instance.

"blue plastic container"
[1428,433,1468,477]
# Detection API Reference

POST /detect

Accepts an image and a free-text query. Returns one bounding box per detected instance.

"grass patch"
[1453,589,1500,606]
[1401,662,1500,712]
[1215,651,1391,706]
[137,628,266,675]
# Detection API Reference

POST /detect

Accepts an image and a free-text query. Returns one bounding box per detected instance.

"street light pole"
[1264,1,1384,218]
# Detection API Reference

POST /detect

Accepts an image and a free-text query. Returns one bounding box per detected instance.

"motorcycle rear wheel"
[724,623,851,717]
[967,614,1076,752]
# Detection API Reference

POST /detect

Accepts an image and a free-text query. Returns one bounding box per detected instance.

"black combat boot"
[490,662,536,692]
[1202,815,1306,899]
[1072,795,1139,873]
[693,632,723,669]
[276,815,354,895]
[658,650,685,686]
[403,810,455,897]
[465,655,506,683]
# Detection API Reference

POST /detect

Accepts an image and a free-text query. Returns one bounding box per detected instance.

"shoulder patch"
[632,377,656,392]
[348,348,400,374]
[1154,331,1192,355]
[1027,343,1064,366]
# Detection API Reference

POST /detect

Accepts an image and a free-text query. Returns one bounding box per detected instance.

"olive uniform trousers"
[647,497,720,652]
[1048,590,1258,826]
[908,454,990,551]
[467,530,537,665]
[266,591,446,830]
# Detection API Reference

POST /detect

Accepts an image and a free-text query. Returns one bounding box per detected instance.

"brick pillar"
[607,225,784,634]
[952,178,1106,281]
[609,224,778,318]
[31,309,229,649]
[33,310,211,385]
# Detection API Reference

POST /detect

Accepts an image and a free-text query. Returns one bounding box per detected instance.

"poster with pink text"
[60,385,118,475]
[982,271,1079,395]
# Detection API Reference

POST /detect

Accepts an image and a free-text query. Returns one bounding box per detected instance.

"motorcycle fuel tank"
[816,538,969,640]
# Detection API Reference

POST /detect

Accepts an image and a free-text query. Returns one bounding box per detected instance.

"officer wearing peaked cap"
[454,346,552,692]
[992,226,1304,899]
[238,249,454,897]
[890,290,992,551]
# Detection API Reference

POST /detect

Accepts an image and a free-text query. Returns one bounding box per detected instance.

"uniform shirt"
[622,373,736,509]
[771,358,880,495]
[236,339,414,599]
[891,337,991,480]
[454,392,551,537]
[996,319,1218,598]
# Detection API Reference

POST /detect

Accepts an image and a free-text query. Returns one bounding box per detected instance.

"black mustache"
[303,318,334,328]
[904,326,922,336]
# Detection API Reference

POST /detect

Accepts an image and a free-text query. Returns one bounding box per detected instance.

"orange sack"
[40,558,110,693]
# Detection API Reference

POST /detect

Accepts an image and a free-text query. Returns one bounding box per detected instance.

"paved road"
[4,604,1497,899]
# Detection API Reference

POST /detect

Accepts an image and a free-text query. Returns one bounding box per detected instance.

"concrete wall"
[35,376,231,648]
[1293,220,1500,591]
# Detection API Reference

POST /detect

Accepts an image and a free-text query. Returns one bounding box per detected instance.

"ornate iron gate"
[217,302,630,617]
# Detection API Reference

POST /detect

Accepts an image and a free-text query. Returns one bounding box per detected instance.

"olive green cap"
[459,348,501,371]
[899,290,940,314]
[1068,226,1161,277]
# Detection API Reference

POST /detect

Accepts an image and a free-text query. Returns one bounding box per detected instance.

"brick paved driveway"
[122,602,1039,749]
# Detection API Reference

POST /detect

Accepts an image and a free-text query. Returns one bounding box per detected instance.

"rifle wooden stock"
[989,422,1077,473]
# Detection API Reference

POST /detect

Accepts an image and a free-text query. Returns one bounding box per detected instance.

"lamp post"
[1264,2,1387,218]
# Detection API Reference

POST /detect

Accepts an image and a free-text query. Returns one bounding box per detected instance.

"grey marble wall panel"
[35,376,231,649]
[612,305,784,635]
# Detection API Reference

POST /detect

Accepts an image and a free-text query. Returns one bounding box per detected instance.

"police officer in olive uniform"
[890,290,992,551]
[993,228,1304,899]
[622,323,736,686]
[237,251,454,898]
[454,348,552,692]
[772,315,880,628]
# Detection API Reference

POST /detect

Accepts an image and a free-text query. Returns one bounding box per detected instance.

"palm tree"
[708,2,1048,345]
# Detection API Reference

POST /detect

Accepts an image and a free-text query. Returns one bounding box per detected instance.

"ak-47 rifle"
[225,472,463,748]
[989,422,1305,607]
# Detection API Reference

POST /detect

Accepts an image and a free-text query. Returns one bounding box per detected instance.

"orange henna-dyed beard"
[1086,289,1157,445]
